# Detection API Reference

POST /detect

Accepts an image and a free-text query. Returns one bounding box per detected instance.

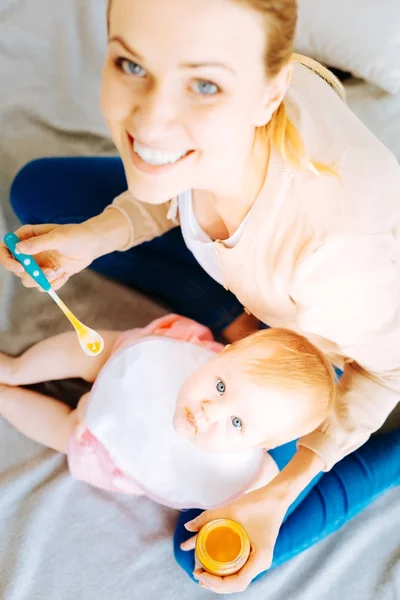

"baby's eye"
[231,416,243,430]
[216,379,225,395]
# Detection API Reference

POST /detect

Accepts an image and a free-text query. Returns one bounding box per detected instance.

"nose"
[131,83,179,141]
[197,401,220,428]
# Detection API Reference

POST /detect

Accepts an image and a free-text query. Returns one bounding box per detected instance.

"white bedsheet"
[0,1,399,599]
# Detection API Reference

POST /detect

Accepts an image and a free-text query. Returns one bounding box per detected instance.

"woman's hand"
[181,447,325,594]
[181,484,289,594]
[0,209,130,290]
[0,222,101,289]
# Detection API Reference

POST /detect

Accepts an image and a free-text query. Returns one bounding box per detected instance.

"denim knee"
[10,158,52,223]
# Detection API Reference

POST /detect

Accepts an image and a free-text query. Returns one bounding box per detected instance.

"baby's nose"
[200,401,220,424]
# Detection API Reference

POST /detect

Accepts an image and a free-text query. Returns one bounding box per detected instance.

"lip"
[185,406,197,431]
[127,133,195,175]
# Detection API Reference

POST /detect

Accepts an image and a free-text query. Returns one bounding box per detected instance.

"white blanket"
[0,1,399,598]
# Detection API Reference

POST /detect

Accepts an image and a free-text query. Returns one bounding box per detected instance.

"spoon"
[4,232,104,357]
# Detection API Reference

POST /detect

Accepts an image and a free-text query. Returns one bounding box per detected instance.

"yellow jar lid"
[195,519,251,576]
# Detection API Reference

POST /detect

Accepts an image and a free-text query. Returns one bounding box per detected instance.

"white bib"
[85,337,263,509]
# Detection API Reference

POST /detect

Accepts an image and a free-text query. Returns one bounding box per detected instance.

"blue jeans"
[10,157,244,336]
[10,157,400,582]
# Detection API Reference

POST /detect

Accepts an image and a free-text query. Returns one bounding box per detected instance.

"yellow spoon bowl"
[48,290,104,356]
[4,232,104,357]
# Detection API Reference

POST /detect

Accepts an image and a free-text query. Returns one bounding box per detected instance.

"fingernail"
[45,268,64,280]
[16,243,29,252]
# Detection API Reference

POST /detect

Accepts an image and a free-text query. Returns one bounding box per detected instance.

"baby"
[0,314,336,508]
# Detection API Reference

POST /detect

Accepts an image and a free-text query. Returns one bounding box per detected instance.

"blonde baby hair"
[227,327,337,418]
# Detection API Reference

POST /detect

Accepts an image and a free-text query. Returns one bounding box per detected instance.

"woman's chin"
[124,164,190,205]
[126,180,172,205]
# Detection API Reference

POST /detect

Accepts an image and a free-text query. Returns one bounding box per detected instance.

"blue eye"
[231,417,243,430]
[192,80,219,96]
[216,379,225,395]
[116,58,146,77]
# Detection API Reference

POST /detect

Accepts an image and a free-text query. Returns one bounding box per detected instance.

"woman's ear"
[254,63,293,127]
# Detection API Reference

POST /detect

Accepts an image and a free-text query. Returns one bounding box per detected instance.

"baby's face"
[173,345,314,454]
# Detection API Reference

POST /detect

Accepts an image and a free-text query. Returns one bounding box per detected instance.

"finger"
[20,272,42,288]
[0,246,24,273]
[220,552,267,591]
[180,534,197,551]
[196,573,225,594]
[42,267,65,281]
[15,227,63,255]
[185,510,216,532]
[4,257,25,275]
[198,552,269,594]
[14,223,57,242]
[49,273,69,290]
[19,266,66,289]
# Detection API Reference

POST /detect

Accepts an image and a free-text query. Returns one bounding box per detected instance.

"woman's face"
[101,0,277,204]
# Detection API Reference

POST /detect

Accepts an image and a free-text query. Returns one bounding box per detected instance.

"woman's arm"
[104,190,178,250]
[0,191,176,291]
[292,233,400,469]
[183,232,400,594]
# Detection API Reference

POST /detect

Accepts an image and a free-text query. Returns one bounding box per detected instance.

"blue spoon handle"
[4,232,51,292]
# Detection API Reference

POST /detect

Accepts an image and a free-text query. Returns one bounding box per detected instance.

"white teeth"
[133,140,188,166]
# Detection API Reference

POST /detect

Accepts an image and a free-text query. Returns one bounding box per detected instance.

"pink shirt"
[107,62,400,470]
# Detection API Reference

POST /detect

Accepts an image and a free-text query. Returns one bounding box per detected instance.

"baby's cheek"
[172,411,186,436]
[204,432,237,454]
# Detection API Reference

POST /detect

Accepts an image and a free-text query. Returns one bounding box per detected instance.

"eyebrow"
[109,36,144,60]
[108,35,236,74]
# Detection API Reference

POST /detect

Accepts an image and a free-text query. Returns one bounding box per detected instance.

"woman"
[1,0,400,593]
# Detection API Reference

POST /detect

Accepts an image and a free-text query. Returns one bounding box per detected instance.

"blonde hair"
[233,0,345,176]
[227,328,337,414]
[106,0,344,175]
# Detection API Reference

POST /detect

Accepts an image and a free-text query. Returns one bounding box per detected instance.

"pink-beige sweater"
[105,63,400,471]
